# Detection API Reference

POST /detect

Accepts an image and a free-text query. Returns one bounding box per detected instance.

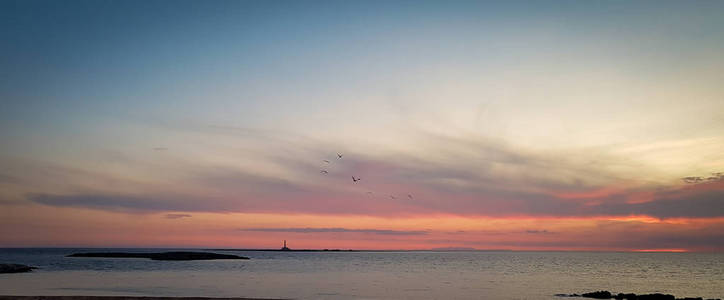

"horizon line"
[1,246,719,253]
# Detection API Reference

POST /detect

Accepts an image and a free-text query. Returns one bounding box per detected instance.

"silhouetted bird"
[352,176,361,182]
[408,194,413,199]
[390,195,396,199]
[323,160,330,163]
[320,170,328,174]
[337,153,343,159]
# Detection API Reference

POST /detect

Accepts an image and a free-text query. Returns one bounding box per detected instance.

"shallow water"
[1,248,722,299]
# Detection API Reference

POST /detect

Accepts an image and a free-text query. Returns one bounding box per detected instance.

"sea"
[0,248,722,300]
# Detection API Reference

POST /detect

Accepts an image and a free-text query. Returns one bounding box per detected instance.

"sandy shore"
[0,297,287,300]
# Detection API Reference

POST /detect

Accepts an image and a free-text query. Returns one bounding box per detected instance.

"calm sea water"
[0,248,722,299]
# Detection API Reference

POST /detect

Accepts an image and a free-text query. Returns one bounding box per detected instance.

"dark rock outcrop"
[67,251,249,261]
[583,291,613,299]
[557,291,719,300]
[638,294,675,300]
[0,263,36,273]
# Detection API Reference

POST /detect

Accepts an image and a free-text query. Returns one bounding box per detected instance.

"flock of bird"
[319,153,414,200]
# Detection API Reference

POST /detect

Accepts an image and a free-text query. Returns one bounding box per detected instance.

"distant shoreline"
[66,251,249,261]
[204,248,514,252]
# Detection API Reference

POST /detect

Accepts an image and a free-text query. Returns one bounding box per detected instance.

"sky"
[1,0,723,251]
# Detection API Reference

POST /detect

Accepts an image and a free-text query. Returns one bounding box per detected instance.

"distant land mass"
[431,247,480,251]
[67,251,249,261]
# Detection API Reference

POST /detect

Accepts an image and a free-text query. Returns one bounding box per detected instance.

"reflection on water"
[1,248,722,299]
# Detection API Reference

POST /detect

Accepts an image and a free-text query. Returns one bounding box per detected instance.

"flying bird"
[337,153,343,159]
[320,170,328,174]
[390,195,396,199]
[352,176,361,182]
[323,160,330,163]
[408,194,413,199]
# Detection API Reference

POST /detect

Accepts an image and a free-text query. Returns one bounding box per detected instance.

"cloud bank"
[16,130,723,220]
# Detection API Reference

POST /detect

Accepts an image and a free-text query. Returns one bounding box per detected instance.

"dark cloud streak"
[240,227,428,235]
[165,213,192,219]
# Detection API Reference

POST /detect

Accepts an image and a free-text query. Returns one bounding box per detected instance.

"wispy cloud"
[0,173,21,184]
[21,136,724,219]
[240,227,429,235]
[682,172,723,184]
[3,123,720,220]
[165,213,192,219]
[524,230,552,234]
[29,194,193,213]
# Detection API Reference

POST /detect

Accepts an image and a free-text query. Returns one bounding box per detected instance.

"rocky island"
[0,264,36,273]
[66,251,249,261]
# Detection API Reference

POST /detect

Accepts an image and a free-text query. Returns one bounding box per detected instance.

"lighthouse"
[281,240,290,251]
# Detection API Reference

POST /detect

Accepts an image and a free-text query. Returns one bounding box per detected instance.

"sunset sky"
[1,0,723,251]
